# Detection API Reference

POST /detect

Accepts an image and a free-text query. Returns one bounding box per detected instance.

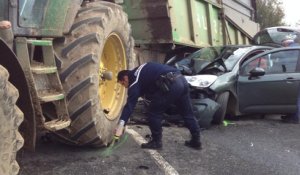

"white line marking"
[126,128,179,175]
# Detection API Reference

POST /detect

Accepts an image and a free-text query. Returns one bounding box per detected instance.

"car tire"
[212,92,229,124]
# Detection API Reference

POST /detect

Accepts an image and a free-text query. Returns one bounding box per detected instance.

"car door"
[237,47,300,114]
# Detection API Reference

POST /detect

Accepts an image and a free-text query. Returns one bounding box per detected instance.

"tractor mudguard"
[192,98,220,129]
[0,39,36,150]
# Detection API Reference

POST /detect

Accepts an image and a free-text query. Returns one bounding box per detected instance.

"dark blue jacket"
[119,62,178,123]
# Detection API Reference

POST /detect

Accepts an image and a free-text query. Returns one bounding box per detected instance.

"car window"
[241,50,300,75]
[223,47,250,70]
[240,50,268,65]
[267,50,299,74]
[241,56,270,75]
[190,47,221,61]
[179,46,247,74]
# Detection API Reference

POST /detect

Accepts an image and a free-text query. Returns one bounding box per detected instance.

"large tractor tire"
[51,1,135,146]
[0,66,24,175]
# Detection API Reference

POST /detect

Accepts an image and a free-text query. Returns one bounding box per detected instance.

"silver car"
[167,45,300,127]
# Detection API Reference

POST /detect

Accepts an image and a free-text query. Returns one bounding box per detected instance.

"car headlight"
[184,75,218,88]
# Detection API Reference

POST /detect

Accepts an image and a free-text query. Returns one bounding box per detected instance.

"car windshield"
[177,46,251,72]
[223,47,252,70]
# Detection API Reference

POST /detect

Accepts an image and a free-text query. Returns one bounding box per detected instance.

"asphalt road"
[17,115,300,175]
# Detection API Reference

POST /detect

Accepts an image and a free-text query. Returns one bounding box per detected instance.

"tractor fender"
[0,39,36,150]
[63,0,83,34]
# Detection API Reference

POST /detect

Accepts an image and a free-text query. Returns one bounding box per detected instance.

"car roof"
[267,46,300,51]
[206,44,272,49]
[186,45,272,60]
[229,45,274,51]
[245,46,300,62]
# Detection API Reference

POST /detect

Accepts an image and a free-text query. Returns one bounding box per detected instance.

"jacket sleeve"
[119,84,140,124]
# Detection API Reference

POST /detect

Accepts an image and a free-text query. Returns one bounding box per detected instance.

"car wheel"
[212,92,229,124]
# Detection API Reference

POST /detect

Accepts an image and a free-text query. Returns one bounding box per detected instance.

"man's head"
[117,70,129,88]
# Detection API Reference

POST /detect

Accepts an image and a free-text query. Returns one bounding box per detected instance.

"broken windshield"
[176,46,249,73]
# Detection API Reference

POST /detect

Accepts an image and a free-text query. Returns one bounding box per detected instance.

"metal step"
[27,39,52,46]
[38,92,65,102]
[44,119,71,131]
[31,65,57,74]
[15,37,71,132]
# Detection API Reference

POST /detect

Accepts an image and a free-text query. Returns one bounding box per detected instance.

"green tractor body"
[0,1,135,174]
[0,0,80,37]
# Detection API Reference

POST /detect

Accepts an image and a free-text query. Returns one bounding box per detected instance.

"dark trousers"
[146,75,200,140]
[292,88,300,121]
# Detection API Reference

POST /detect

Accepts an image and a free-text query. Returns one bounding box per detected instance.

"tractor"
[0,0,135,174]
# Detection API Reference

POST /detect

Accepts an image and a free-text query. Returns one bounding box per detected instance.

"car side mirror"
[249,67,265,77]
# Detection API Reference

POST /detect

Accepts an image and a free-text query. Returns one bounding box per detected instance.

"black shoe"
[281,115,299,124]
[185,140,202,150]
[141,140,162,150]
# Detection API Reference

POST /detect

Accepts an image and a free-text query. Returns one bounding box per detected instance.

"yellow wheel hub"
[99,33,127,120]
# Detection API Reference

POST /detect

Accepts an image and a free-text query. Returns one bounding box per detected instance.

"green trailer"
[122,0,260,63]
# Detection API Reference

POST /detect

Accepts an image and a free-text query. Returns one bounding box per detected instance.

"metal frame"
[7,0,82,37]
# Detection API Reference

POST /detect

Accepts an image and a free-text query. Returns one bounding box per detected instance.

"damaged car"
[133,27,300,128]
[132,45,300,128]
[165,45,300,127]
